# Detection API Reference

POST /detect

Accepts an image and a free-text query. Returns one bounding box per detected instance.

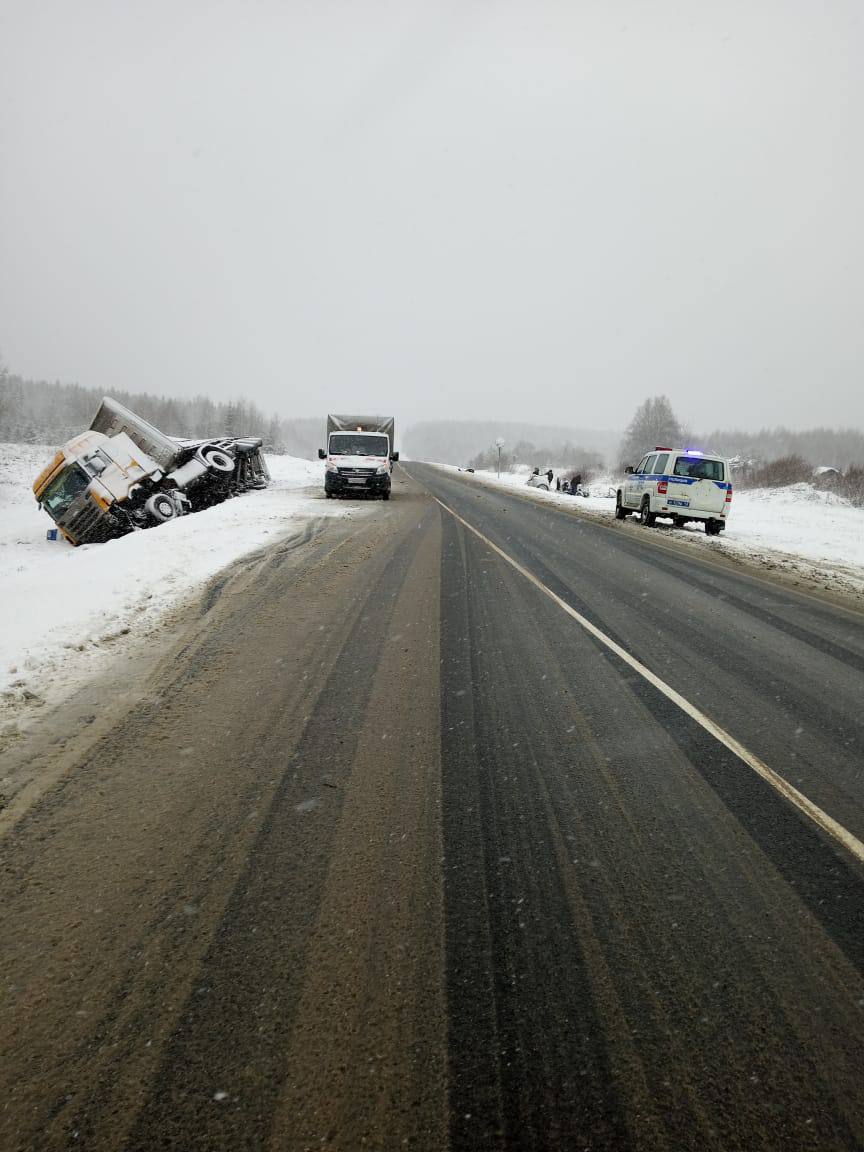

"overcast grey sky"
[1,1,862,432]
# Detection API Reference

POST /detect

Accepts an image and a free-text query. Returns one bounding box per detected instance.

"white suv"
[616,449,732,535]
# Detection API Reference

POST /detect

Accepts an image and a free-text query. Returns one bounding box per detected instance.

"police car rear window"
[673,457,725,481]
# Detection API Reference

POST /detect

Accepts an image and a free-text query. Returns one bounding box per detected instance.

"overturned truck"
[33,398,270,545]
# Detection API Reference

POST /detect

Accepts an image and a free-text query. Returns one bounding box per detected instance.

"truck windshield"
[40,464,91,520]
[329,433,389,456]
[673,457,725,482]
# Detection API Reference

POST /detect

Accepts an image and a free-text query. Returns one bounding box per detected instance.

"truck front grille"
[64,501,108,544]
[338,467,377,477]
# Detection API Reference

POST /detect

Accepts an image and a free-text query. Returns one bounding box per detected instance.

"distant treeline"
[619,396,864,472]
[406,417,864,473]
[701,426,864,471]
[404,420,620,467]
[468,440,604,476]
[0,376,323,458]
[3,373,864,474]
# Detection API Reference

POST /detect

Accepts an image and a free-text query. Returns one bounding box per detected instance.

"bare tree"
[619,396,682,467]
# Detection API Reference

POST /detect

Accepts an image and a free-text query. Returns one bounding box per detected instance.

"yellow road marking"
[430,491,864,868]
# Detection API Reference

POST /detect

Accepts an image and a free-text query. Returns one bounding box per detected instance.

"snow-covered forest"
[0,372,322,457]
[2,370,864,478]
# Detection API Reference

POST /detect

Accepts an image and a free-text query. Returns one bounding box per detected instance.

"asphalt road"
[2,463,864,1151]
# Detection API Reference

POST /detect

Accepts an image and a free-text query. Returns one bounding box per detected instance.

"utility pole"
[496,438,505,479]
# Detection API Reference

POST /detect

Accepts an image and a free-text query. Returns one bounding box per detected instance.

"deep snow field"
[0,444,360,736]
[437,464,864,595]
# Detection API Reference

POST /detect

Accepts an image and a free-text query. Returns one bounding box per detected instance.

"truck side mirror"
[318,448,326,460]
[624,465,634,474]
[391,451,399,462]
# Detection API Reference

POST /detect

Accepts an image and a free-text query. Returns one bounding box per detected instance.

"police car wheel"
[615,493,627,520]
[639,498,656,527]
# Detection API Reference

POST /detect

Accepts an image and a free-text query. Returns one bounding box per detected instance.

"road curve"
[1,462,863,1151]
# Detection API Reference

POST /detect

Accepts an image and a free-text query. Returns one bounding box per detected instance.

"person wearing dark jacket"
[547,469,554,487]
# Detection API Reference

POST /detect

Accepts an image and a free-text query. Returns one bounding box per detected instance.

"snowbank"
[438,465,864,596]
[0,444,357,726]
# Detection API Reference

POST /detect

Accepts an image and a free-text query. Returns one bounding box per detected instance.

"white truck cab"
[319,415,398,500]
[616,448,732,535]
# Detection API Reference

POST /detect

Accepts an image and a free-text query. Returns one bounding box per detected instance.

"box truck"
[318,415,398,499]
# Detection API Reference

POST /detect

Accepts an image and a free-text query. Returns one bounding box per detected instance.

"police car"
[615,448,732,535]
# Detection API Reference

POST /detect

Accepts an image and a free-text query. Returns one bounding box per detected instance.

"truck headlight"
[376,464,388,475]
[325,461,339,473]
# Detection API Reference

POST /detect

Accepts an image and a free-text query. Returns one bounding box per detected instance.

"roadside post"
[496,438,505,479]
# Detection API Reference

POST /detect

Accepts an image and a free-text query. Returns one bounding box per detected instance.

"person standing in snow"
[555,476,561,491]
[547,469,554,488]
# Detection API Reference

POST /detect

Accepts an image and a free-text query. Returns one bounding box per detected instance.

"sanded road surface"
[2,463,864,1151]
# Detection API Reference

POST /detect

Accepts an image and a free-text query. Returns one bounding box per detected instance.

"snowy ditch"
[0,443,361,742]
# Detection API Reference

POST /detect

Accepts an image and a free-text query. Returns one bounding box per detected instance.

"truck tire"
[705,519,722,536]
[615,492,626,520]
[382,490,390,501]
[198,447,235,473]
[144,492,179,523]
[640,497,656,527]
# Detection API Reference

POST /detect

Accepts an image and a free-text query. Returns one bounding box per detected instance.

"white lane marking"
[431,491,864,867]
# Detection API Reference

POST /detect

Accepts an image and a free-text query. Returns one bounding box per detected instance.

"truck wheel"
[382,490,390,500]
[325,491,333,499]
[705,519,721,536]
[144,492,179,523]
[640,497,656,527]
[198,447,235,473]
[615,492,626,520]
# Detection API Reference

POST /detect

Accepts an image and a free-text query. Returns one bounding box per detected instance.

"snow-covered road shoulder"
[432,464,864,601]
[0,445,358,737]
